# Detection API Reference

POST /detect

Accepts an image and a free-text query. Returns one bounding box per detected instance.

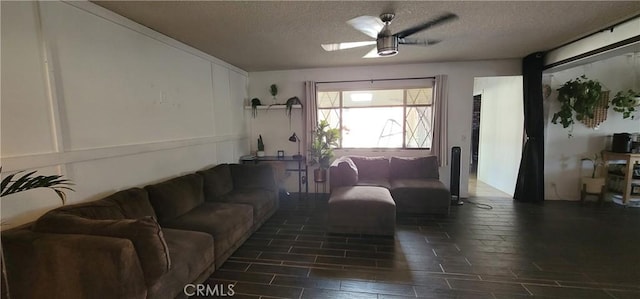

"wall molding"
[1,134,247,172]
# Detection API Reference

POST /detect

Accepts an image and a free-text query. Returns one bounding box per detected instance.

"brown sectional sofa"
[1,163,278,299]
[329,156,451,215]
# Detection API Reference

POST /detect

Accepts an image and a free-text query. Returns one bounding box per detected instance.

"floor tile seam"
[233,290,295,299]
[447,275,567,290]
[603,288,623,299]
[520,280,633,293]
[512,272,595,283]
[329,284,393,298]
[476,275,562,287]
[588,284,640,292]
[245,266,313,275]
[338,280,419,297]
[287,251,346,258]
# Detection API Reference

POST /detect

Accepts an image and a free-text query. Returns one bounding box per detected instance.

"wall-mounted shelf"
[244,104,302,110]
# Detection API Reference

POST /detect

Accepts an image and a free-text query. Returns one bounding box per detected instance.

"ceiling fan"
[322,12,458,58]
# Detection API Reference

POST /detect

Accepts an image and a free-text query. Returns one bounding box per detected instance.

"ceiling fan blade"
[347,16,384,39]
[321,41,377,51]
[363,47,381,59]
[395,12,458,39]
[399,38,441,46]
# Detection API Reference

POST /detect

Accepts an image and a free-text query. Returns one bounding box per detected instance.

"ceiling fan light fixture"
[377,35,398,57]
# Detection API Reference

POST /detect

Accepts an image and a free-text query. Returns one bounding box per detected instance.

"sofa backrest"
[350,156,390,180]
[145,174,205,223]
[197,163,234,200]
[229,164,277,192]
[38,198,127,220]
[390,156,439,179]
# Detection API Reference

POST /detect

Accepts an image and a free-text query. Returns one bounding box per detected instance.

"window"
[317,79,435,149]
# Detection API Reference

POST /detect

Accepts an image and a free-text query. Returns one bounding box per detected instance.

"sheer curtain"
[432,75,449,166]
[304,81,317,163]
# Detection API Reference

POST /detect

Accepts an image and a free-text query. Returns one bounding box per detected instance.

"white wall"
[248,60,522,195]
[474,76,524,196]
[1,1,249,229]
[544,53,640,201]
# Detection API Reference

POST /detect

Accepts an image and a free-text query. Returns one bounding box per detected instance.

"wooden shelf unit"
[602,151,640,205]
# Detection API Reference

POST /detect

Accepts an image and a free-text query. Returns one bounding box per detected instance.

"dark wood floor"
[205,195,640,298]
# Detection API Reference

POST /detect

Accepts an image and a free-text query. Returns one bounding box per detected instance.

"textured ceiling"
[93,1,640,72]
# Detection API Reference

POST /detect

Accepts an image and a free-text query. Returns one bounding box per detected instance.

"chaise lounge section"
[329,155,450,215]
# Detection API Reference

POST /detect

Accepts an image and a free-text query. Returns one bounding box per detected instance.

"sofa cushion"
[145,174,205,223]
[197,164,234,200]
[221,189,277,225]
[33,214,171,285]
[161,202,253,265]
[350,156,390,180]
[104,188,157,219]
[390,156,439,179]
[328,186,396,236]
[43,198,126,220]
[390,178,451,214]
[148,228,215,299]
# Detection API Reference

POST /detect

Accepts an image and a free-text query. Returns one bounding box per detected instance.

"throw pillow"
[333,156,358,186]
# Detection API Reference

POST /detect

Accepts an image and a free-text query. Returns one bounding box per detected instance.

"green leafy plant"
[257,135,265,152]
[309,120,340,169]
[580,153,604,178]
[1,167,74,204]
[611,89,640,119]
[551,75,604,133]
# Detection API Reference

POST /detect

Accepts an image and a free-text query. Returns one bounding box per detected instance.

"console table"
[240,155,308,198]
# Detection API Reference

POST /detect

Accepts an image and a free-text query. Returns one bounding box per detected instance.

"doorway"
[469,76,524,198]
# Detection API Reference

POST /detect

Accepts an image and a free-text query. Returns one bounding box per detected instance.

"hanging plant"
[611,89,640,119]
[285,96,302,127]
[551,75,604,136]
[250,98,261,118]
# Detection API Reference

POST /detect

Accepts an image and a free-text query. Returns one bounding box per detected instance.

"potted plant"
[611,89,640,119]
[256,135,265,157]
[580,154,605,194]
[551,75,604,137]
[309,120,340,182]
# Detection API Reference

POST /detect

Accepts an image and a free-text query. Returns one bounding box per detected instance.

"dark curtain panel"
[514,52,545,203]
